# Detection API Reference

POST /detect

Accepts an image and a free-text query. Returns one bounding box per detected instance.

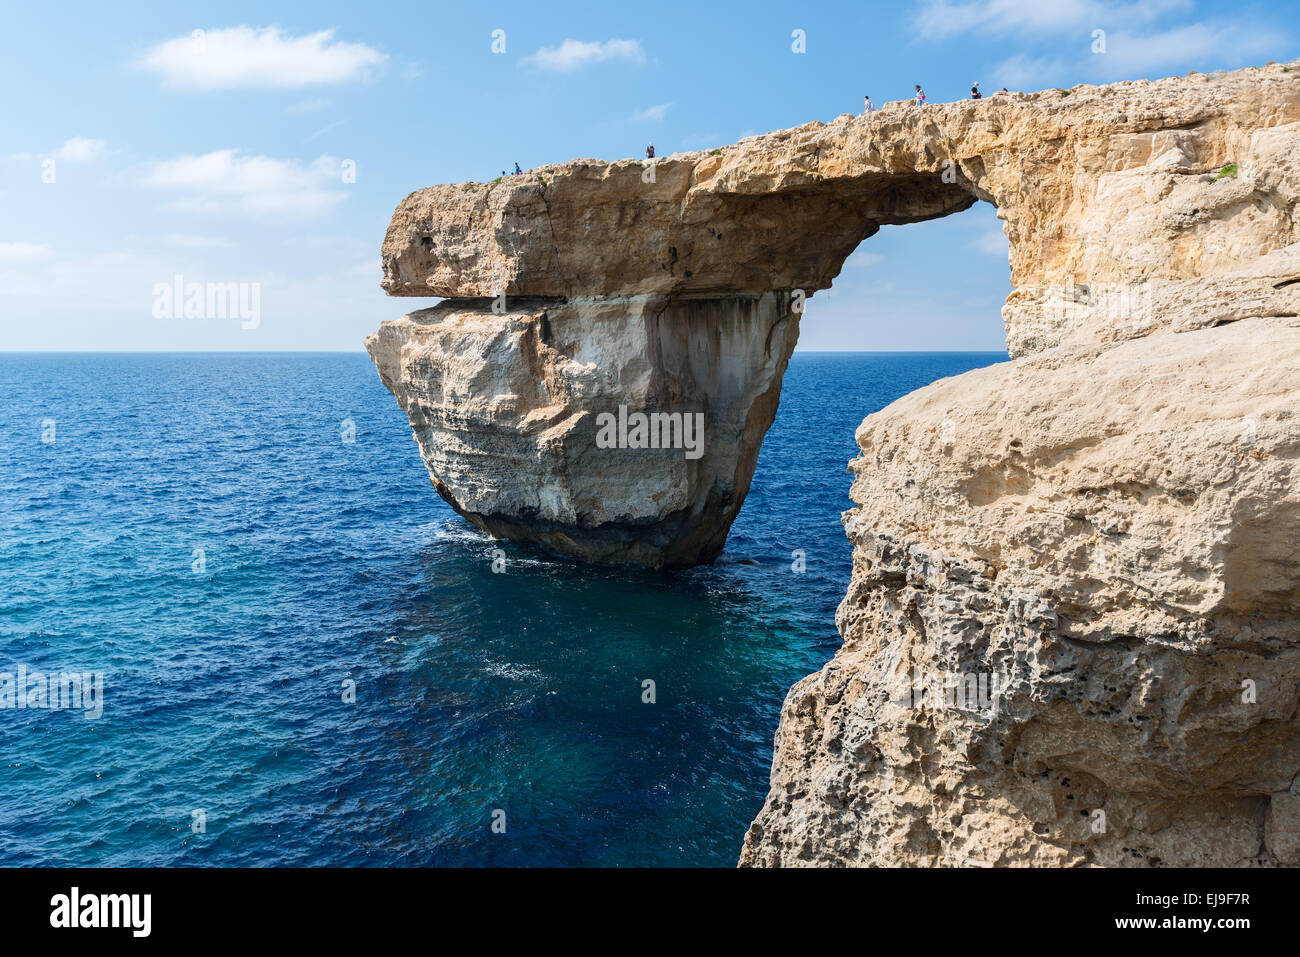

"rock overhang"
[381,59,1300,359]
[369,60,1300,572]
[366,61,1300,863]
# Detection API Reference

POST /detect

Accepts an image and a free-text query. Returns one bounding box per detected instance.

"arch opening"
[799,197,1012,352]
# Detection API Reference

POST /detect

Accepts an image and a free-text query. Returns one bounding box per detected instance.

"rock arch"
[369,62,1297,570]
[369,61,1300,865]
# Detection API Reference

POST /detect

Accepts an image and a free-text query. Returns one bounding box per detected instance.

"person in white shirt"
[863,94,874,114]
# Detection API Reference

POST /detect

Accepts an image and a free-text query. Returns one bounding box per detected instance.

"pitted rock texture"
[372,61,1298,570]
[739,317,1300,867]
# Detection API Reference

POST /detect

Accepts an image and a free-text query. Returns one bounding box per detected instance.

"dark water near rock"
[0,351,1002,866]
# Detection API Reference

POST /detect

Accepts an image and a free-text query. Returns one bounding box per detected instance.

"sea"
[0,351,1002,866]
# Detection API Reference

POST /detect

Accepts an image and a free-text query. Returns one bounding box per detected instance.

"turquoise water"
[0,351,1002,866]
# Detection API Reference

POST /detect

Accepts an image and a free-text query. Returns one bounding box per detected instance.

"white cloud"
[630,102,671,123]
[0,242,54,261]
[162,234,234,248]
[136,26,387,90]
[523,38,646,72]
[53,137,105,163]
[141,150,348,216]
[0,250,163,303]
[917,1,1286,89]
[973,230,1008,256]
[1088,23,1279,78]
[915,0,1190,40]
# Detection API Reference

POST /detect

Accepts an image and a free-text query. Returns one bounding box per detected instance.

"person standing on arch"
[646,142,655,159]
[914,85,926,105]
[864,94,875,114]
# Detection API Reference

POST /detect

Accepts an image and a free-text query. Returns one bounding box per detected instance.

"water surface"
[0,351,1002,865]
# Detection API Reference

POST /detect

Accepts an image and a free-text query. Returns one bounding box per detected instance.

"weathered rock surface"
[739,316,1300,866]
[382,61,1300,357]
[367,293,798,567]
[367,59,1300,865]
[371,61,1298,571]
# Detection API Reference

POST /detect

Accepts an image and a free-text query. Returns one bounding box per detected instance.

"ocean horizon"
[0,350,1003,865]
[0,349,1011,355]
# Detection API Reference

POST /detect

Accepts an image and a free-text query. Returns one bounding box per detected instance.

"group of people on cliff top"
[508,81,1020,175]
[863,81,1007,113]
[639,81,1008,162]
[520,83,1012,172]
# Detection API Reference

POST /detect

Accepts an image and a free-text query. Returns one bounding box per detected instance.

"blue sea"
[0,351,1001,867]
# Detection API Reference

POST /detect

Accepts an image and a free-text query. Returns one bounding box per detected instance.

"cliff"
[366,60,1300,864]
[740,317,1300,866]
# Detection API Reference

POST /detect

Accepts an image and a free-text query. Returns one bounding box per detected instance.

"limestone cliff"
[380,62,1298,357]
[739,317,1300,866]
[368,293,797,566]
[370,61,1298,567]
[366,60,1300,864]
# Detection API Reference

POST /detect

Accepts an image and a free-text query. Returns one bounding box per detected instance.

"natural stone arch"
[369,61,1300,866]
[380,163,981,302]
[369,62,1299,569]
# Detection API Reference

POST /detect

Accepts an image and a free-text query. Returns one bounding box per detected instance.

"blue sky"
[1,0,1294,351]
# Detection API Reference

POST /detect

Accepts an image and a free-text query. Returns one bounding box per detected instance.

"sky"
[1,0,1295,352]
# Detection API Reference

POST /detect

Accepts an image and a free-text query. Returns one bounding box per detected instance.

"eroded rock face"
[739,317,1300,866]
[371,61,1298,569]
[381,62,1299,357]
[371,62,1299,569]
[367,60,1300,865]
[366,293,798,567]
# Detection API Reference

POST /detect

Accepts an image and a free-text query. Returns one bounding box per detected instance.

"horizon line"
[0,348,1011,356]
